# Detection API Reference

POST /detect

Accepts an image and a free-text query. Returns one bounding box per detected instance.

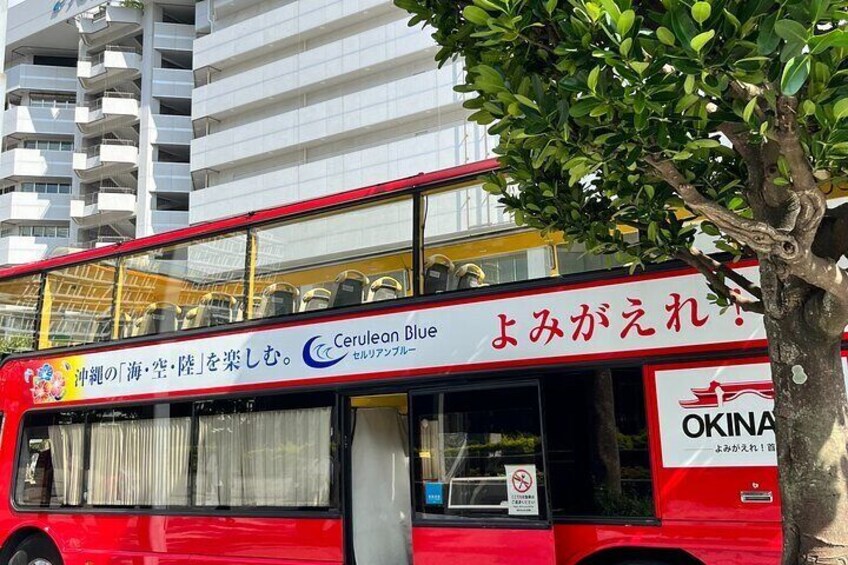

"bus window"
[411,384,546,522]
[88,404,192,507]
[252,198,412,319]
[0,274,41,353]
[16,411,86,508]
[44,260,117,348]
[194,393,335,508]
[422,184,556,294]
[120,232,248,336]
[543,368,655,519]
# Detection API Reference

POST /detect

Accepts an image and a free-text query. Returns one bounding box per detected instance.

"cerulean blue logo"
[303,336,347,369]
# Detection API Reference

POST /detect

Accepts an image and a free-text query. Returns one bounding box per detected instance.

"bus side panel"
[5,514,343,564]
[412,526,556,565]
[553,522,781,565]
[644,361,783,523]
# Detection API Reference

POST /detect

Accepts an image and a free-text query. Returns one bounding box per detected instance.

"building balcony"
[151,210,189,234]
[77,47,142,93]
[151,114,192,145]
[193,17,436,121]
[70,187,136,228]
[152,162,191,193]
[73,141,139,181]
[75,94,140,136]
[77,3,143,48]
[191,65,465,174]
[0,236,71,265]
[0,149,73,185]
[154,22,194,52]
[0,191,70,223]
[78,235,131,249]
[194,0,393,73]
[152,68,193,99]
[6,64,77,95]
[4,106,75,137]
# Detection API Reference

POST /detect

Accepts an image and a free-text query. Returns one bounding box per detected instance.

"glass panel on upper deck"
[0,274,41,353]
[119,233,247,337]
[43,260,117,348]
[252,197,412,319]
[422,184,556,294]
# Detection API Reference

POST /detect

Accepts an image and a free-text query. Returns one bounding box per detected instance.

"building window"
[18,225,69,238]
[22,140,73,152]
[28,94,76,108]
[20,183,71,194]
[543,368,655,519]
[412,384,547,522]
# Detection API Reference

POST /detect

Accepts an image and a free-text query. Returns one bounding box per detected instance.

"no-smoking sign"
[505,464,539,516]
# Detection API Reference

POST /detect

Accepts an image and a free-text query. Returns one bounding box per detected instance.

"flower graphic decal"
[29,363,65,403]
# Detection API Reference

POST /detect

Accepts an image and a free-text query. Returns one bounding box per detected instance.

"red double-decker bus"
[0,160,819,565]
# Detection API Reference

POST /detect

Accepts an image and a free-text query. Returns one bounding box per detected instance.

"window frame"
[408,379,552,529]
[12,390,342,518]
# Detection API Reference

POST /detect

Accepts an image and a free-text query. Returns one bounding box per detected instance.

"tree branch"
[774,96,827,248]
[645,155,800,261]
[675,247,765,314]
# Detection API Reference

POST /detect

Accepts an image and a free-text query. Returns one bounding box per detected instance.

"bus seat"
[91,313,131,342]
[455,263,485,290]
[134,302,182,336]
[330,270,369,307]
[424,254,454,294]
[257,283,299,318]
[183,292,237,329]
[302,288,331,312]
[369,276,403,302]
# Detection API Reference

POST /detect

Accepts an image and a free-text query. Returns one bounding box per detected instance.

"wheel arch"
[575,546,706,565]
[0,526,62,564]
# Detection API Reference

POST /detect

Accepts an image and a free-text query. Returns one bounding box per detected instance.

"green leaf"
[630,61,649,75]
[691,2,711,24]
[684,74,695,94]
[514,94,539,111]
[617,9,635,35]
[834,98,848,121]
[773,20,809,45]
[619,37,633,56]
[544,0,558,14]
[587,66,600,92]
[675,93,699,113]
[780,56,811,95]
[757,13,780,55]
[656,26,676,46]
[810,30,848,54]
[462,5,490,25]
[743,97,758,122]
[690,29,715,54]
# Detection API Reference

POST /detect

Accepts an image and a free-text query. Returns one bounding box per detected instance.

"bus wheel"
[8,535,62,565]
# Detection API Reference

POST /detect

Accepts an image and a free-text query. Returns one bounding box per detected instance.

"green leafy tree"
[394,0,848,562]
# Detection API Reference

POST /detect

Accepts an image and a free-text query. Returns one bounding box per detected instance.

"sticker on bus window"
[505,464,539,516]
[425,482,444,505]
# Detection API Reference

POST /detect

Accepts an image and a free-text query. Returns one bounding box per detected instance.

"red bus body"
[0,161,825,565]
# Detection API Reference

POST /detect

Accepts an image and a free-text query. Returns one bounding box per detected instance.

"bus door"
[407,382,556,565]
[346,393,413,565]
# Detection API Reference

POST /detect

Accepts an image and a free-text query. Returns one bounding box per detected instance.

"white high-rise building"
[0,0,494,265]
[189,0,494,224]
[1,0,194,265]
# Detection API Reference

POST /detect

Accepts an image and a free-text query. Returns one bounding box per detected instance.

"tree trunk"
[591,368,622,496]
[760,264,848,565]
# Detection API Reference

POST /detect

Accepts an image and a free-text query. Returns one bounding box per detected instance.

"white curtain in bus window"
[46,423,85,506]
[195,407,332,507]
[88,417,191,506]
